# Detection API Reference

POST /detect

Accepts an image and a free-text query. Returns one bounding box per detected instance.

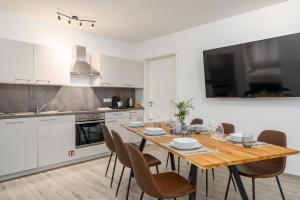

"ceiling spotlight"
[68,19,71,24]
[79,22,82,28]
[58,15,61,21]
[91,23,94,29]
[56,12,96,30]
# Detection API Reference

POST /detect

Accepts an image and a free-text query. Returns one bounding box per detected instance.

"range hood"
[71,45,100,76]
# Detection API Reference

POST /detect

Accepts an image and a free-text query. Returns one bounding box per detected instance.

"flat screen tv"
[203,32,300,98]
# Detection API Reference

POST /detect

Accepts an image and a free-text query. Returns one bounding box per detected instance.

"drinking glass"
[242,133,255,148]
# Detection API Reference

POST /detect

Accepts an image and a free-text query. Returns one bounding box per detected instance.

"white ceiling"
[0,0,287,43]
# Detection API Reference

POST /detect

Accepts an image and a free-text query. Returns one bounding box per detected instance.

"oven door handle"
[76,120,105,125]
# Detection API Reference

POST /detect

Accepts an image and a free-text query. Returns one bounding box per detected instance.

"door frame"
[143,53,178,121]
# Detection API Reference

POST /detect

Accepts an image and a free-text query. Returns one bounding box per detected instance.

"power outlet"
[103,98,112,103]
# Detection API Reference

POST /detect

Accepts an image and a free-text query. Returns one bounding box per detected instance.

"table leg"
[228,165,249,200]
[169,153,176,171]
[189,164,198,200]
[139,138,147,152]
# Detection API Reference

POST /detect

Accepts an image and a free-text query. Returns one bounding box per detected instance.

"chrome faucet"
[36,104,48,114]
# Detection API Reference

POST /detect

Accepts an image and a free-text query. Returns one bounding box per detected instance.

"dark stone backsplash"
[0,84,135,113]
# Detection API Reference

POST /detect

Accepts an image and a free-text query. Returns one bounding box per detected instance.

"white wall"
[134,0,300,176]
[0,12,134,60]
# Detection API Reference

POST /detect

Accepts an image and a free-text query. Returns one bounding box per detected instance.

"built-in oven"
[75,113,105,148]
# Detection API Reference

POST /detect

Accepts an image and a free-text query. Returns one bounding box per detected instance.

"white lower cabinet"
[38,115,75,167]
[128,110,144,143]
[105,110,144,143]
[0,118,38,176]
[106,117,130,142]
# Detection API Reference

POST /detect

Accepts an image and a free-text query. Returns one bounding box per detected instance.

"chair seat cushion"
[143,154,161,167]
[153,172,196,198]
[237,160,284,178]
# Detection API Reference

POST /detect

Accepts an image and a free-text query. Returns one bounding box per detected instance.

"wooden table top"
[122,123,299,169]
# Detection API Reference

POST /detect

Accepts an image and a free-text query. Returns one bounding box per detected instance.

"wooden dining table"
[121,122,299,200]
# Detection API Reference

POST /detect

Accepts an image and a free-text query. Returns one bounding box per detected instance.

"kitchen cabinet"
[38,115,75,167]
[92,55,144,88]
[98,55,123,87]
[0,38,34,83]
[105,111,130,142]
[0,118,38,176]
[105,110,144,143]
[128,110,144,143]
[34,45,71,85]
[122,59,144,88]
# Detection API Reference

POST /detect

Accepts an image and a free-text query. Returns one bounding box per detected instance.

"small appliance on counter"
[127,97,133,108]
[111,96,120,109]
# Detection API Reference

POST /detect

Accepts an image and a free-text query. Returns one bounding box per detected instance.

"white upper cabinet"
[98,55,123,87]
[34,45,71,85]
[0,38,34,83]
[93,55,144,88]
[122,59,144,88]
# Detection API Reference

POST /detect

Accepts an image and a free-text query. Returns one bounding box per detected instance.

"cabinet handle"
[41,119,56,122]
[6,121,24,125]
[113,113,123,116]
[15,78,31,82]
[106,120,117,123]
[124,84,133,87]
[36,80,51,84]
[102,82,111,86]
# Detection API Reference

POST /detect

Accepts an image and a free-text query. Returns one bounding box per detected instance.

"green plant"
[171,98,194,124]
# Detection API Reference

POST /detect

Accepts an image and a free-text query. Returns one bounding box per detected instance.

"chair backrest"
[222,123,235,135]
[101,124,115,152]
[190,118,203,125]
[258,130,287,172]
[111,130,132,168]
[126,143,162,198]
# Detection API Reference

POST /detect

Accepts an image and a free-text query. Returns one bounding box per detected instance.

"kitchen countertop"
[0,108,144,119]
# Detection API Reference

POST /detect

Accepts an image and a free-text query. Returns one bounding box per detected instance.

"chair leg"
[110,155,118,188]
[206,169,208,197]
[115,165,125,197]
[252,178,255,200]
[212,168,215,180]
[177,157,180,174]
[276,176,286,200]
[140,191,144,200]
[156,165,159,174]
[105,152,113,177]
[224,172,232,200]
[166,153,170,168]
[126,169,133,200]
[231,175,237,191]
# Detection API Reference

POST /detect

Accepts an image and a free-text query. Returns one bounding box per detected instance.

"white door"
[146,55,176,121]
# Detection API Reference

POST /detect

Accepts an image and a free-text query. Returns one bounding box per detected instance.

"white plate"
[169,141,202,150]
[128,121,145,128]
[145,127,164,133]
[173,138,199,147]
[143,130,166,136]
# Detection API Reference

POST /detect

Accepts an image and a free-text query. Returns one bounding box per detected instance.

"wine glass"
[210,123,224,151]
[208,118,220,131]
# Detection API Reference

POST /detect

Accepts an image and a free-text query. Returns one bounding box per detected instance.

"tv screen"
[203,32,300,98]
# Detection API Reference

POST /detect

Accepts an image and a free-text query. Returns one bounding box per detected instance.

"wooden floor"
[0,144,299,200]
